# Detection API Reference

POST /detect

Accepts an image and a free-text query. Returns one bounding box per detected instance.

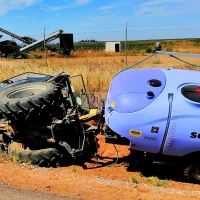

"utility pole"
[125,23,128,66]
[44,27,48,66]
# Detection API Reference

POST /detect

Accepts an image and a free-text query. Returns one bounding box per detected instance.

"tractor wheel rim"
[5,85,46,99]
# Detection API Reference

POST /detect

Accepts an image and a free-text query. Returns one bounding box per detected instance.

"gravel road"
[0,186,79,200]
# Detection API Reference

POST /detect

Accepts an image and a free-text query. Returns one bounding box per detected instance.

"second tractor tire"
[8,142,62,167]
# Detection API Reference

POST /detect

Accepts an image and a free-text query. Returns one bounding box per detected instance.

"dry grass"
[1,50,200,93]
[162,40,200,54]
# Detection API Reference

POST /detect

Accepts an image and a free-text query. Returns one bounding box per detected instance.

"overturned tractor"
[0,72,101,167]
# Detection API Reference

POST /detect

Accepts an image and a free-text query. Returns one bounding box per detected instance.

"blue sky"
[0,0,200,42]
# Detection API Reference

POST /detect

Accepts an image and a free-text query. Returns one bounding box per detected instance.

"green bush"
[166,47,173,52]
[34,54,42,59]
[130,176,138,183]
[8,54,14,59]
[146,46,152,53]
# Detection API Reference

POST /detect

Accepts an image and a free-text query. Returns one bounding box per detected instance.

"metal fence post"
[44,27,48,66]
[125,23,128,66]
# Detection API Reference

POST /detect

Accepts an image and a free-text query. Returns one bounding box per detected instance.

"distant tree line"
[40,38,200,53]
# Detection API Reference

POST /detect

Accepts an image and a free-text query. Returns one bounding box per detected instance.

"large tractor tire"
[0,82,62,122]
[183,162,200,184]
[8,142,62,167]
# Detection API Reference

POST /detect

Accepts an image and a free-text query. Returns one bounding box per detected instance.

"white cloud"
[48,5,68,11]
[0,0,41,15]
[48,0,92,11]
[136,0,200,16]
[75,0,91,5]
[99,5,117,11]
[141,0,184,6]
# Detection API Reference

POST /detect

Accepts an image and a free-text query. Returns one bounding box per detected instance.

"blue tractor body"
[105,68,200,157]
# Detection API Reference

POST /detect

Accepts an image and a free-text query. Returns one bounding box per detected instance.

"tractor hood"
[107,68,166,113]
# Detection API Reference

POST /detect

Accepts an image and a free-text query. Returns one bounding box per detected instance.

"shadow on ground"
[79,153,188,184]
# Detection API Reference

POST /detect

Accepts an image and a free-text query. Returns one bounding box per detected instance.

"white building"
[105,41,121,52]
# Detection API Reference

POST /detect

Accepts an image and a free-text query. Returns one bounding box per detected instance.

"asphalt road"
[0,186,79,200]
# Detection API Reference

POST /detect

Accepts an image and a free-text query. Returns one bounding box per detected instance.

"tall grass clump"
[145,176,168,187]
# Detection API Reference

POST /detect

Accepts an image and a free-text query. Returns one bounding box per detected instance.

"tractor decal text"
[190,132,200,138]
[144,136,156,141]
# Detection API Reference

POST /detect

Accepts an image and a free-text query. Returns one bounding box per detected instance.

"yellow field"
[0,50,200,93]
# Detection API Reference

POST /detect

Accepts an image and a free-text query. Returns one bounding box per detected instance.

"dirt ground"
[0,135,200,200]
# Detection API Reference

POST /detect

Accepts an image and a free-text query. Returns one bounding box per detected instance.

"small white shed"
[105,41,121,52]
